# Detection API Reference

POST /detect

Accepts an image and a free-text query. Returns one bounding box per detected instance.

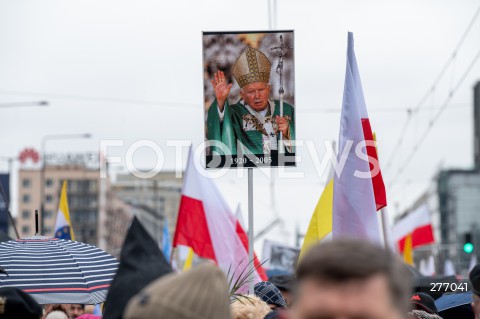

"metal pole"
[248,168,254,294]
[35,210,39,235]
[7,210,19,239]
[40,138,46,235]
[0,156,20,238]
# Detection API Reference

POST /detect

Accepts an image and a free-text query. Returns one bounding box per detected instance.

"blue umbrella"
[0,236,118,304]
[435,291,474,319]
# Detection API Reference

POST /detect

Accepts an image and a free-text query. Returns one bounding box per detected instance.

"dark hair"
[296,239,412,313]
[48,304,68,312]
[70,304,85,310]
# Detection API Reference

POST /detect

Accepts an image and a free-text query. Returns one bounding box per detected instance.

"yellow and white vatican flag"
[54,181,75,240]
[300,179,333,258]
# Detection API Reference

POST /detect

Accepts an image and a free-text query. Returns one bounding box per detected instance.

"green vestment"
[206,99,295,155]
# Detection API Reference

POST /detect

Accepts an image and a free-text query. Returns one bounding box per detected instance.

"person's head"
[68,304,85,318]
[124,263,231,319]
[0,287,42,319]
[240,82,271,111]
[231,46,272,112]
[294,239,412,319]
[474,294,480,319]
[254,281,288,309]
[83,305,94,314]
[43,305,68,319]
[269,275,296,306]
[469,264,480,318]
[43,304,68,316]
[409,293,438,315]
[45,310,68,319]
[231,294,271,319]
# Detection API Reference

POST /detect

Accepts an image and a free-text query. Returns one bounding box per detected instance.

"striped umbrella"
[0,236,118,304]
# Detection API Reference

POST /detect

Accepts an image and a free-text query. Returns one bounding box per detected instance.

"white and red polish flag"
[392,204,435,253]
[173,148,267,283]
[332,32,387,244]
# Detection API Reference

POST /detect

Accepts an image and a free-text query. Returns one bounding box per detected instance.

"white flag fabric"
[469,254,477,272]
[418,259,427,276]
[426,255,436,277]
[235,204,246,231]
[173,148,267,288]
[444,259,456,276]
[332,32,385,244]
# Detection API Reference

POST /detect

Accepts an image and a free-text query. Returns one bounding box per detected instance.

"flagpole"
[248,167,254,294]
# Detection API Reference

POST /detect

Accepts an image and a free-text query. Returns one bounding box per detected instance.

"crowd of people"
[1,239,479,319]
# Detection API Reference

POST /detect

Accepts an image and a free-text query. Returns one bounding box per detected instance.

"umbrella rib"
[50,240,93,303]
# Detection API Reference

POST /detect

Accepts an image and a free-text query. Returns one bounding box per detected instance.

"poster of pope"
[203,31,296,168]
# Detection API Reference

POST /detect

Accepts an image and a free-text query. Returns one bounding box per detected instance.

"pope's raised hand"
[210,70,232,112]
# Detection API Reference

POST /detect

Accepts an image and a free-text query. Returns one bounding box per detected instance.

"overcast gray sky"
[1,0,479,250]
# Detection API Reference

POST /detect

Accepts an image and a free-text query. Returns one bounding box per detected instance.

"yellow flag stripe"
[183,247,194,271]
[403,233,413,265]
[300,179,334,258]
[59,181,75,241]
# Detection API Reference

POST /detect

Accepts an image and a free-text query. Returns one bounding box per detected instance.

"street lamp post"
[40,133,91,235]
[0,101,49,109]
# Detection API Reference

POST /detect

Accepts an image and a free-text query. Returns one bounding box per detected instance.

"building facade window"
[22,178,31,188]
[45,195,53,203]
[22,194,30,203]
[45,179,54,187]
[21,210,30,219]
[43,211,53,219]
[22,226,30,234]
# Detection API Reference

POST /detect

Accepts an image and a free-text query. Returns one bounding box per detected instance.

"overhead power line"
[0,89,469,114]
[389,46,480,188]
[383,3,480,174]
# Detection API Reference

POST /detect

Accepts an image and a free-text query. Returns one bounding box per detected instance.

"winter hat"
[268,275,295,292]
[254,281,288,308]
[409,292,438,314]
[45,311,68,319]
[124,263,231,319]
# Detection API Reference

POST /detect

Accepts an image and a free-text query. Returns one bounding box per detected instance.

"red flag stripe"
[173,195,217,262]
[361,118,387,211]
[397,224,435,253]
[235,221,268,281]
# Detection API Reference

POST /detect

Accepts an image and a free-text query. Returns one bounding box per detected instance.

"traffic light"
[463,233,474,254]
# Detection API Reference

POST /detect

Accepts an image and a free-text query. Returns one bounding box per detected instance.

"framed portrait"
[262,240,300,273]
[203,30,296,168]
